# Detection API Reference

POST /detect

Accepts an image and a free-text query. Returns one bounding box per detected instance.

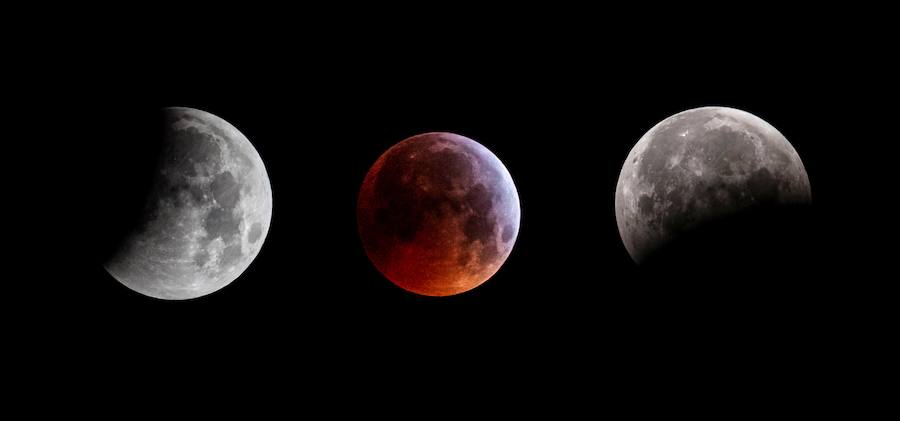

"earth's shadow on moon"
[623,203,832,337]
[634,204,819,296]
[94,111,168,268]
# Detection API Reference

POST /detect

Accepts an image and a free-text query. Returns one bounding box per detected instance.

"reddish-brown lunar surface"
[357,132,521,296]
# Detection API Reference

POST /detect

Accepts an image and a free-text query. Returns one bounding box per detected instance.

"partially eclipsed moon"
[615,106,811,264]
[105,107,272,299]
[357,132,520,296]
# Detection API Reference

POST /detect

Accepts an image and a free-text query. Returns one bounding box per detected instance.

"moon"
[105,107,272,299]
[615,106,811,264]
[357,132,520,296]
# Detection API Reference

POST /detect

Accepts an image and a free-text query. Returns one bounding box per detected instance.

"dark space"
[11,5,891,413]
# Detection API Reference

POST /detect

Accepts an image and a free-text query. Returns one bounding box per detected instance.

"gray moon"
[615,106,811,264]
[105,107,273,299]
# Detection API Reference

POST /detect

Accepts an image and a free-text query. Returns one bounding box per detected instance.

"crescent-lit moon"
[615,106,811,263]
[105,107,272,299]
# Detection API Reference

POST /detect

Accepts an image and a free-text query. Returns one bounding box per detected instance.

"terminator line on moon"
[615,106,811,264]
[358,132,520,296]
[105,107,272,300]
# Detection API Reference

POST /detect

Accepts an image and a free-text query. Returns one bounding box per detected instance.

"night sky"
[15,7,889,410]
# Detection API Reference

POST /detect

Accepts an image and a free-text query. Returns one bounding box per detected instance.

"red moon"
[357,132,521,296]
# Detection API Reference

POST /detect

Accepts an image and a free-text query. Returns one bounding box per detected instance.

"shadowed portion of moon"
[616,107,811,264]
[104,107,272,299]
[357,132,520,296]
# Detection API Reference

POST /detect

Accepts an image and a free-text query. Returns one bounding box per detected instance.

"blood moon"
[357,132,521,296]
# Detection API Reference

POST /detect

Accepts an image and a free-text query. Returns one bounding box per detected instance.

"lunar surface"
[357,132,520,296]
[615,106,811,264]
[105,107,272,299]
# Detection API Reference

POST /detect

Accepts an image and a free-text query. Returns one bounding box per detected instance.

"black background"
[14,5,891,412]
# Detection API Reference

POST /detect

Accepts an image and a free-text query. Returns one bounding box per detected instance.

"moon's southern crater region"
[357,132,520,296]
[615,106,811,264]
[105,107,272,299]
